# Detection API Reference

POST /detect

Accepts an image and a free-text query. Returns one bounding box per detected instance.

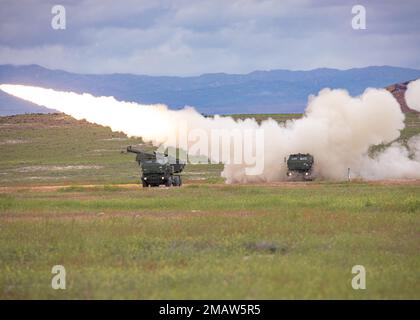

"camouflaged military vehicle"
[286,153,314,181]
[127,146,185,187]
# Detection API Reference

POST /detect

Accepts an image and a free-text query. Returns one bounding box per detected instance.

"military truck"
[127,146,185,187]
[286,153,314,181]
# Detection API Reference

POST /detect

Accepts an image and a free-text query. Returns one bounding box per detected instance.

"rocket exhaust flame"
[1,82,420,182]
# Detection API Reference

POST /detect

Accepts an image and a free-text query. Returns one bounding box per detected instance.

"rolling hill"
[1,64,420,115]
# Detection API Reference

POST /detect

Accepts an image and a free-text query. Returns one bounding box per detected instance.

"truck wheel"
[142,181,148,188]
[178,176,182,186]
[165,177,172,187]
[172,176,180,186]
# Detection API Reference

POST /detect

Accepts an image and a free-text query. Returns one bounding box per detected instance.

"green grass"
[1,183,419,214]
[0,114,225,186]
[0,113,419,299]
[0,183,419,299]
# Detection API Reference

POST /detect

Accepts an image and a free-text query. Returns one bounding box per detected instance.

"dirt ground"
[1,179,419,193]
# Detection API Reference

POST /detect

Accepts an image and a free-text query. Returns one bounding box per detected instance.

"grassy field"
[0,113,419,299]
[0,113,225,186]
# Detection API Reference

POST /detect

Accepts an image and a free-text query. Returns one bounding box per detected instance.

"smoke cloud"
[405,79,420,112]
[1,83,420,182]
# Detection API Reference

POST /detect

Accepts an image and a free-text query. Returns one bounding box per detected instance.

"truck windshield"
[155,155,168,164]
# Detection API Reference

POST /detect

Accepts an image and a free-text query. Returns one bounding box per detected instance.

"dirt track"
[1,179,419,193]
[0,183,140,193]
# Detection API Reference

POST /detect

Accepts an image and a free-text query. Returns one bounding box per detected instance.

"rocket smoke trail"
[1,81,420,182]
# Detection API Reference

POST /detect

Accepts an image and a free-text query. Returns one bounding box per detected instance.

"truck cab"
[127,146,185,187]
[286,153,314,181]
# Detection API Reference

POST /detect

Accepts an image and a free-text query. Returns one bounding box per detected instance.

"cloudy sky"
[0,0,419,75]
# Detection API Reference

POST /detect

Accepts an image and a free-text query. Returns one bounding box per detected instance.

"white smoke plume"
[1,83,420,182]
[405,79,420,112]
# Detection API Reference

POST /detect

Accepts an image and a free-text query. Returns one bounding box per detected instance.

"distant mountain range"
[1,64,420,116]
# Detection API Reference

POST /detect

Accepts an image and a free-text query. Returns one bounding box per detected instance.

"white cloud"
[0,0,419,75]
